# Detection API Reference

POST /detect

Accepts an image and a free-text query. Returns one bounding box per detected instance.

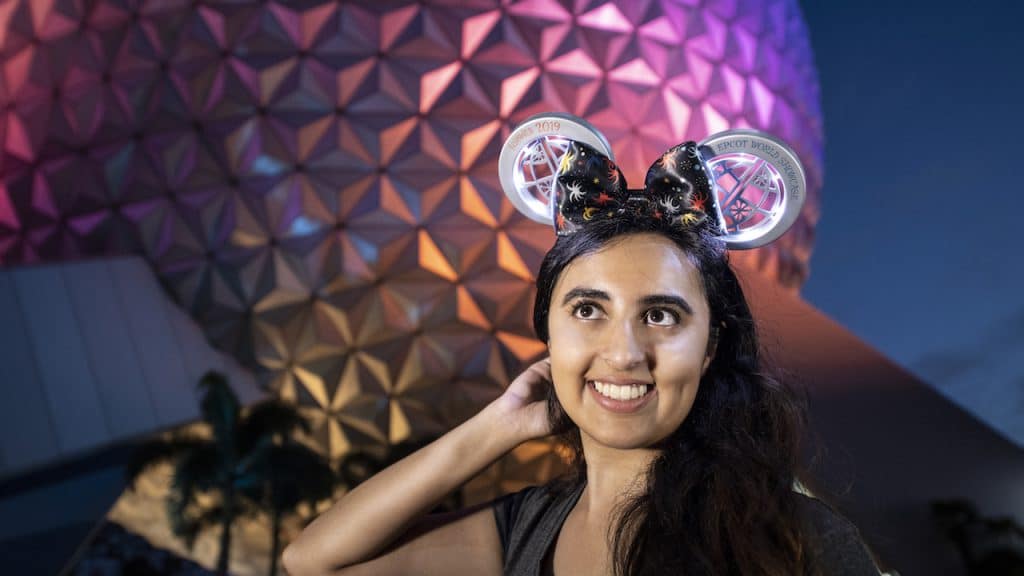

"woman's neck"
[576,434,660,521]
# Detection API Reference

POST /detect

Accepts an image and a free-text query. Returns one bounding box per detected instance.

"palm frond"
[124,435,210,490]
[236,400,310,455]
[187,502,229,551]
[234,441,338,514]
[234,435,273,481]
[165,491,205,551]
[339,452,383,488]
[234,494,265,520]
[194,502,227,527]
[175,443,226,494]
[199,371,240,457]
[271,443,337,497]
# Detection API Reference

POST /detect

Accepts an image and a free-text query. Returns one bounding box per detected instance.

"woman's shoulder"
[492,479,581,533]
[793,492,882,575]
[491,480,584,566]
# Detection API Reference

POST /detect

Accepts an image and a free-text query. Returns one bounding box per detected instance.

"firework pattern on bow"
[554,140,721,236]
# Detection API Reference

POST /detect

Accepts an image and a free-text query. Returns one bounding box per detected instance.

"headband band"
[497,113,806,250]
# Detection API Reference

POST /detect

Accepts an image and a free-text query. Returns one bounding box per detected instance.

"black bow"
[554,141,720,235]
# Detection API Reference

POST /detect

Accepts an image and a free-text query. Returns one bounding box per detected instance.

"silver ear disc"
[699,130,807,249]
[499,113,614,225]
[499,114,806,249]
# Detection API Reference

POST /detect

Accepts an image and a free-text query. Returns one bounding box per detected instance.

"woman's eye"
[572,303,677,324]
[645,308,679,326]
[572,302,603,319]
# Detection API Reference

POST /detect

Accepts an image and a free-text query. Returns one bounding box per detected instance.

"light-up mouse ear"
[699,130,807,250]
[498,113,614,226]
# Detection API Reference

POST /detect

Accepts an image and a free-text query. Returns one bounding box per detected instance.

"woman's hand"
[489,357,555,442]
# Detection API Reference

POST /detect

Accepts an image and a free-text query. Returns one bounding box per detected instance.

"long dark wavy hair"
[532,215,823,576]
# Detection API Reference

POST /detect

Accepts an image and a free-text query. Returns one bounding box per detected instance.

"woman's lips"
[587,379,657,413]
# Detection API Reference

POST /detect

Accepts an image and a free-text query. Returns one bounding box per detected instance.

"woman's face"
[547,233,714,450]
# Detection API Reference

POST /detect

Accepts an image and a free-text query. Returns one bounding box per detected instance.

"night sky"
[798,0,1024,445]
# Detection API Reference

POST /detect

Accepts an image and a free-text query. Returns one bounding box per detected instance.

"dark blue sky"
[798,0,1024,445]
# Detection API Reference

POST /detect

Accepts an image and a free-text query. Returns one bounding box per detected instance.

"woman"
[283,134,881,575]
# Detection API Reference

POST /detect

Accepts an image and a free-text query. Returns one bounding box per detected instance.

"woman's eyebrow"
[561,287,609,305]
[640,294,694,316]
[561,288,693,316]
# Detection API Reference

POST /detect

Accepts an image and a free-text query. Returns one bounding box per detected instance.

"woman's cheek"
[664,330,709,363]
[651,336,709,390]
[551,319,592,356]
[560,325,591,352]
[549,324,594,396]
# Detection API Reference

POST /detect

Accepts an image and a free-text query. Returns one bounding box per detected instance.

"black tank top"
[492,481,881,575]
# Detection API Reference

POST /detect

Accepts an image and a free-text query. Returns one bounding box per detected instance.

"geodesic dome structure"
[0,0,823,478]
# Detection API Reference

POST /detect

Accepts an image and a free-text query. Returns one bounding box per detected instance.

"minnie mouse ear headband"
[498,112,806,249]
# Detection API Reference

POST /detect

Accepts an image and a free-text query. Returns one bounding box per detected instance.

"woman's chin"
[581,428,661,451]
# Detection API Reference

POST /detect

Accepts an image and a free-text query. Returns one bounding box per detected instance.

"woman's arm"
[282,358,553,576]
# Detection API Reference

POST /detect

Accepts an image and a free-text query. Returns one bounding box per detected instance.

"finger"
[532,357,551,374]
[528,360,552,381]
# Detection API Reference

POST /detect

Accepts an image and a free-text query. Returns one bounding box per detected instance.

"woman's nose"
[601,320,647,369]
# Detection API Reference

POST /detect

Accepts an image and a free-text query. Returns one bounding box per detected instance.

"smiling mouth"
[587,380,655,401]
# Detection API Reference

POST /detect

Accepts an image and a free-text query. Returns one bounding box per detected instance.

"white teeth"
[591,381,651,401]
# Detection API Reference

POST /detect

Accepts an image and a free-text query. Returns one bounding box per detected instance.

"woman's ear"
[702,325,720,375]
[701,347,715,375]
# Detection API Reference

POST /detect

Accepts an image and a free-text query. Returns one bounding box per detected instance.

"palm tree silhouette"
[237,406,336,576]
[932,498,1024,576]
[125,371,336,576]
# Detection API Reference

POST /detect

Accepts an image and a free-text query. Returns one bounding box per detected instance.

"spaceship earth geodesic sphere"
[0,0,823,482]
